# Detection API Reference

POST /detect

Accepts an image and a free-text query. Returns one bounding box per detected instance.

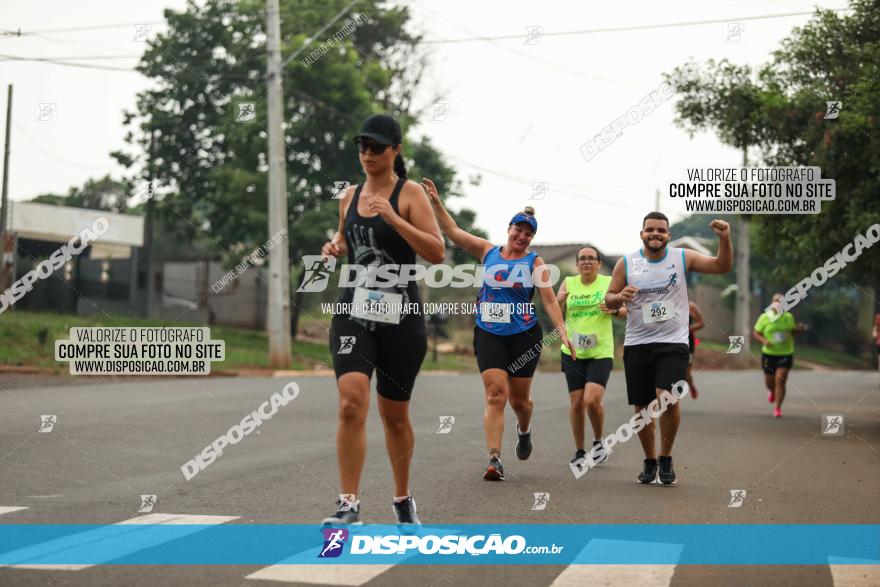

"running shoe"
[570,448,587,467]
[515,426,533,460]
[483,456,505,481]
[392,496,421,532]
[589,439,608,465]
[637,458,658,484]
[773,406,782,418]
[658,456,677,485]
[768,391,775,404]
[321,497,362,526]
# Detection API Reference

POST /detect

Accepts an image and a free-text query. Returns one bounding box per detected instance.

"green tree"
[29,175,131,212]
[113,0,485,334]
[666,0,880,287]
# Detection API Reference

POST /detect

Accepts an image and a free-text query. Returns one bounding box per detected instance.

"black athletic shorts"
[560,352,613,391]
[762,354,793,374]
[623,342,689,406]
[473,323,543,378]
[330,315,427,401]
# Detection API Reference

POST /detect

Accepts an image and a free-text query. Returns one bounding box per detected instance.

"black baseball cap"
[354,114,402,146]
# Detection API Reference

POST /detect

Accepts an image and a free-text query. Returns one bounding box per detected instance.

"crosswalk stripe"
[119,513,239,525]
[245,526,441,585]
[0,507,29,516]
[829,557,880,587]
[830,566,880,586]
[550,538,683,586]
[550,564,677,586]
[0,513,238,570]
[246,564,398,585]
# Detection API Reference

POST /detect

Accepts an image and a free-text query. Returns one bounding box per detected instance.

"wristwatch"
[612,309,620,316]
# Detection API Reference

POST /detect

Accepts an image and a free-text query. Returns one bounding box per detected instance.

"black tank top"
[339,178,424,332]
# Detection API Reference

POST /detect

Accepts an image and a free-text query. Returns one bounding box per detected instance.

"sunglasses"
[355,139,392,156]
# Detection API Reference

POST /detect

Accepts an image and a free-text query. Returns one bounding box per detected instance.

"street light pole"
[0,84,14,293]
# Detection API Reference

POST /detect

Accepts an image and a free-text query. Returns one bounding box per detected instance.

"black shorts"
[330,315,427,401]
[762,354,793,374]
[473,323,543,378]
[623,343,689,406]
[560,353,613,391]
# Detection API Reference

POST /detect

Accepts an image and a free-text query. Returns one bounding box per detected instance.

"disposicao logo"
[319,528,349,558]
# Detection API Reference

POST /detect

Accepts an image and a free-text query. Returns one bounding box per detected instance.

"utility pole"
[0,84,13,293]
[734,146,751,359]
[265,0,292,367]
[143,130,156,318]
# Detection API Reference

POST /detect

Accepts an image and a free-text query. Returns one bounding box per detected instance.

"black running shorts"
[473,323,543,378]
[330,315,427,401]
[762,353,793,374]
[560,353,613,391]
[623,342,689,406]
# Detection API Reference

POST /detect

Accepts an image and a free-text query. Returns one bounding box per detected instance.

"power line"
[281,0,360,69]
[421,8,851,44]
[13,122,112,172]
[0,54,137,72]
[3,21,163,35]
[282,85,647,207]
[0,53,140,61]
[411,2,649,86]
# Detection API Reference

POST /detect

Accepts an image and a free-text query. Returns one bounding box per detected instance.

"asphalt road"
[0,369,877,586]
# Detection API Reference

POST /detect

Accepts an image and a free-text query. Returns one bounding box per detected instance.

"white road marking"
[551,564,678,586]
[246,526,439,585]
[830,566,880,586]
[829,556,880,586]
[550,539,683,586]
[0,513,238,570]
[246,564,398,585]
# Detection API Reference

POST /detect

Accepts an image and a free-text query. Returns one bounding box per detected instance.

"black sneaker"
[483,456,505,481]
[515,426,533,461]
[321,498,362,526]
[637,458,659,484]
[570,448,587,466]
[392,496,421,533]
[589,439,608,465]
[658,456,677,485]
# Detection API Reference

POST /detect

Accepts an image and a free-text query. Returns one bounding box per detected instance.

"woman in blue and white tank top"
[425,180,575,481]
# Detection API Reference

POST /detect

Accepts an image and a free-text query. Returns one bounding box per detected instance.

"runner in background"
[557,245,626,469]
[319,114,445,527]
[686,301,705,399]
[753,293,806,418]
[424,178,575,481]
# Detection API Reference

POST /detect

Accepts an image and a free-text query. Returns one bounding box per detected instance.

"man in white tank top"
[605,212,732,485]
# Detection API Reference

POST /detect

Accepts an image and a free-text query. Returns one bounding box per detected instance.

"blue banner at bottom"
[0,524,877,565]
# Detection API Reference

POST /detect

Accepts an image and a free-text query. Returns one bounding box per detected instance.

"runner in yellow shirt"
[557,245,627,467]
[753,293,806,418]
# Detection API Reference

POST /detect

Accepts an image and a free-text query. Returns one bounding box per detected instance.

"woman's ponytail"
[393,148,407,179]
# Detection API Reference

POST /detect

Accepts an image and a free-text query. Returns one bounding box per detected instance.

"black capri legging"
[330,314,427,401]
[473,323,543,378]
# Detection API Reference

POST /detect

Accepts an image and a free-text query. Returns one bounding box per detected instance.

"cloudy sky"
[0,0,850,253]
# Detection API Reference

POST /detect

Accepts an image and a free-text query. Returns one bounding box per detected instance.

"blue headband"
[509,213,537,233]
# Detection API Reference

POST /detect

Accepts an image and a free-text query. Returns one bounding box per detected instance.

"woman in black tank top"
[318,114,444,527]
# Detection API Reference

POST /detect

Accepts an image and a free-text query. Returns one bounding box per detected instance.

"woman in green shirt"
[753,293,806,418]
[557,245,627,467]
